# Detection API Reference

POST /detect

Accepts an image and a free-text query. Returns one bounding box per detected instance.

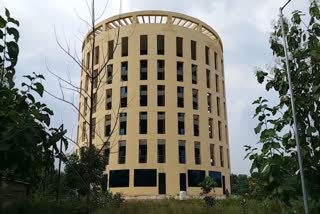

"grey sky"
[1,0,309,174]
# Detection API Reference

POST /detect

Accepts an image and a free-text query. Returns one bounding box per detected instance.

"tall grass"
[95,198,303,214]
[1,198,304,214]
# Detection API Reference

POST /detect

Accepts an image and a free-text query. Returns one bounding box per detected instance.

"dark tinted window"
[109,170,129,187]
[157,140,165,163]
[177,87,184,108]
[177,62,183,82]
[205,46,210,65]
[188,170,205,187]
[158,112,165,134]
[140,35,148,55]
[139,112,147,134]
[119,113,127,135]
[178,113,185,135]
[157,35,165,55]
[157,85,165,106]
[121,61,128,81]
[179,140,186,164]
[192,64,197,84]
[191,40,196,60]
[107,64,113,84]
[140,60,148,80]
[134,169,157,187]
[214,51,218,70]
[176,37,183,57]
[122,37,128,57]
[140,85,148,106]
[105,115,111,136]
[209,171,222,187]
[120,87,127,108]
[139,140,147,163]
[157,60,165,80]
[108,40,114,59]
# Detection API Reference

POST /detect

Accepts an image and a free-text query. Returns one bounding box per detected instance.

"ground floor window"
[209,171,222,187]
[109,170,129,188]
[187,170,205,187]
[134,169,157,187]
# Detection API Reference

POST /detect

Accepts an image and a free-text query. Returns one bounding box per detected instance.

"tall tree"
[45,1,123,212]
[246,0,320,209]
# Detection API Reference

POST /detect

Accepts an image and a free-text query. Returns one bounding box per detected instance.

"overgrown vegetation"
[0,198,305,214]
[246,0,320,211]
[230,174,249,196]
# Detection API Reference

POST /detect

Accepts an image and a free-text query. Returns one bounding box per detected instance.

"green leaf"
[252,97,262,105]
[261,129,276,141]
[42,114,50,126]
[43,107,53,115]
[27,94,35,103]
[283,132,292,140]
[255,122,263,134]
[34,82,44,97]
[5,8,10,19]
[7,17,19,26]
[292,13,301,24]
[266,81,273,91]
[306,126,316,135]
[256,71,268,83]
[258,115,265,122]
[6,41,19,59]
[37,74,45,80]
[23,75,33,81]
[310,2,320,19]
[0,16,7,28]
[7,27,19,42]
[312,23,320,37]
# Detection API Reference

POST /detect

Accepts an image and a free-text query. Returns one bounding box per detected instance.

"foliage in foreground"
[246,0,320,207]
[0,8,67,185]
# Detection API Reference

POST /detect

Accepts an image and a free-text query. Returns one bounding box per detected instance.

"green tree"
[0,8,67,186]
[64,146,106,196]
[231,174,249,195]
[199,176,216,207]
[246,0,320,209]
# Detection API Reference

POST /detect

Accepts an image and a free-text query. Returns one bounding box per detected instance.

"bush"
[199,176,216,207]
[91,190,124,208]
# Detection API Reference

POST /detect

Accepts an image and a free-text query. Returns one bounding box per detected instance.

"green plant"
[199,176,216,207]
[91,190,124,209]
[64,146,106,197]
[0,8,67,186]
[246,0,320,208]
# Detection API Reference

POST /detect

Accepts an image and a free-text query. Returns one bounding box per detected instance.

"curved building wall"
[77,11,231,197]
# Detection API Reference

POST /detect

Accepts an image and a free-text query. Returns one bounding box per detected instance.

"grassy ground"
[96,199,302,214]
[1,198,304,214]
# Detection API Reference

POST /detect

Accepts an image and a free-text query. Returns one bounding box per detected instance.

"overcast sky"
[1,0,309,174]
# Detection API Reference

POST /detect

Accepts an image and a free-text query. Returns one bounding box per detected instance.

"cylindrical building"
[77,10,230,197]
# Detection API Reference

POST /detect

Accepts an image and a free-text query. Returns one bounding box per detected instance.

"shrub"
[91,190,124,208]
[199,176,216,207]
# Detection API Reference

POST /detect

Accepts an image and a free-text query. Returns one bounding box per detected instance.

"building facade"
[77,11,231,197]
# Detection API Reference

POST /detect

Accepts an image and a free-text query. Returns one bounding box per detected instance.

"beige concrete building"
[77,10,231,197]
